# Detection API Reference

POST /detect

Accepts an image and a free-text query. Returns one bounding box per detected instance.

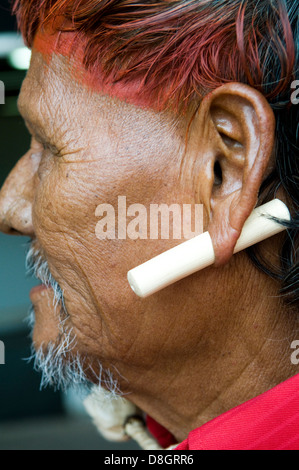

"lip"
[30,284,51,303]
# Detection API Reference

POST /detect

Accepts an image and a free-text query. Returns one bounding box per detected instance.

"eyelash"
[31,137,60,157]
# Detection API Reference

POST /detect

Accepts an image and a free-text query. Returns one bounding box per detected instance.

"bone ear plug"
[127,199,290,298]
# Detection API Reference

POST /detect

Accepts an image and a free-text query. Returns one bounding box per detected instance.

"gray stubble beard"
[25,242,121,396]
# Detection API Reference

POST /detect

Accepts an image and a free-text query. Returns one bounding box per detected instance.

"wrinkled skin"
[0,43,298,441]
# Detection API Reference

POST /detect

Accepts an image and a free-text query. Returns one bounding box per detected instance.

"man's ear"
[189,83,276,266]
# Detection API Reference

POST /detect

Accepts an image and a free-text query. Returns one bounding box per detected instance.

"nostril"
[0,222,22,236]
[0,216,32,237]
[0,202,34,237]
[7,228,23,236]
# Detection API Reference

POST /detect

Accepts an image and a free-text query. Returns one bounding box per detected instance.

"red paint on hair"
[33,26,160,109]
[14,0,297,111]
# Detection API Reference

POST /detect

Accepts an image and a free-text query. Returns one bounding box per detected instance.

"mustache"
[25,242,66,313]
[24,243,122,396]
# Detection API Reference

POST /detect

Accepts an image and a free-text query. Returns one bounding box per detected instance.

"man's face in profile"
[4,33,212,390]
[0,29,291,396]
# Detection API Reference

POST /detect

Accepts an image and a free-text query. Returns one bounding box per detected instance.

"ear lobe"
[192,83,275,266]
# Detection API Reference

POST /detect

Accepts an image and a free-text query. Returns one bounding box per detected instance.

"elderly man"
[0,0,298,450]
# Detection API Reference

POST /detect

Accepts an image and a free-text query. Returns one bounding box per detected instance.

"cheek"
[33,151,173,249]
[33,151,187,311]
[31,153,181,339]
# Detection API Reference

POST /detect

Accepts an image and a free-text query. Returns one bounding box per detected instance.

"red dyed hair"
[13,0,296,111]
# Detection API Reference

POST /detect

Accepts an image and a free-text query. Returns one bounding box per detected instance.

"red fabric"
[175,373,299,450]
[146,415,177,449]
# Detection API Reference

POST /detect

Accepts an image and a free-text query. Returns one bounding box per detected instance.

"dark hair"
[13,0,299,305]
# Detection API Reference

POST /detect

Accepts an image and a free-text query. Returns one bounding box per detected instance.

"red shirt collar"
[147,373,299,450]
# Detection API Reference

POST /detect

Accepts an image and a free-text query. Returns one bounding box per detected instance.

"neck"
[118,257,299,442]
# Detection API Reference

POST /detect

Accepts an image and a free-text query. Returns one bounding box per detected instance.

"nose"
[0,150,39,237]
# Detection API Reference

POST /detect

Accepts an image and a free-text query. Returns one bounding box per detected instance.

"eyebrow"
[17,97,51,143]
[17,96,31,122]
[18,99,38,128]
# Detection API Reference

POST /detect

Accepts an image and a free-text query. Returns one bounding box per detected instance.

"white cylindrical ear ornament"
[127,199,290,298]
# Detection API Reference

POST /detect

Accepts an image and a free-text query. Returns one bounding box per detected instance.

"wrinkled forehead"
[32,26,154,109]
[18,28,181,155]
